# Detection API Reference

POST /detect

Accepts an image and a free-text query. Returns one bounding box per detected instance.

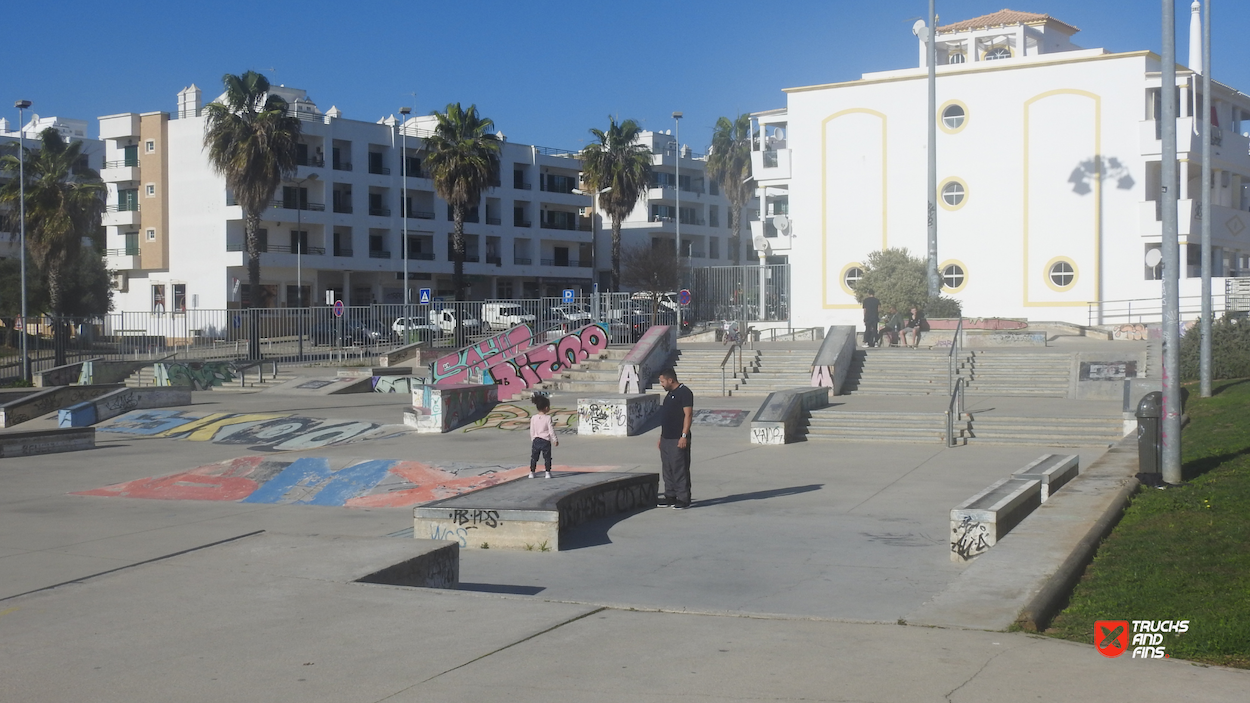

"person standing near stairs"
[656,368,694,509]
[861,290,880,347]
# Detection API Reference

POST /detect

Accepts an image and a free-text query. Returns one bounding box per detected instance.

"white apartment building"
[0,115,103,263]
[751,6,1250,329]
[608,129,755,286]
[99,84,599,314]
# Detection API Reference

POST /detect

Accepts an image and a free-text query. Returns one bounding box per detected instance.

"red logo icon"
[1095,620,1129,658]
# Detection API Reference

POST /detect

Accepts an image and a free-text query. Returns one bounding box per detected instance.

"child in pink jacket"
[529,394,558,478]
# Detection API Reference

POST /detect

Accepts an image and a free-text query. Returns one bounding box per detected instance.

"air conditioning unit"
[111,272,128,292]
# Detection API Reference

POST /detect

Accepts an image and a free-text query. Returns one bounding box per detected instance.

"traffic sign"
[562,289,575,304]
[678,289,692,306]
[418,288,432,304]
[13,316,23,331]
[333,300,345,317]
[232,315,241,329]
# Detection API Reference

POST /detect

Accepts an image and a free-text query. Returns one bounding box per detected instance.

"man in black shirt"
[656,368,694,509]
[861,290,880,347]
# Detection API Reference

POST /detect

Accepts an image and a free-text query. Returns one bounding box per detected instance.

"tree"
[855,247,961,318]
[581,117,652,290]
[425,103,501,307]
[706,114,755,266]
[203,70,301,358]
[620,242,678,325]
[0,129,107,364]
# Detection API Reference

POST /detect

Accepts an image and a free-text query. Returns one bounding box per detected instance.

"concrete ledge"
[950,477,1042,562]
[963,330,1048,347]
[404,384,499,433]
[1013,454,1079,502]
[750,387,830,445]
[0,385,124,428]
[34,358,102,387]
[413,472,658,550]
[58,386,192,427]
[0,427,95,457]
[810,326,855,394]
[618,325,677,394]
[577,394,660,436]
[337,367,413,377]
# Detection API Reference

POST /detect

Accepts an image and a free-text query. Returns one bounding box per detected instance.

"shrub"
[856,247,962,318]
[1180,314,1250,381]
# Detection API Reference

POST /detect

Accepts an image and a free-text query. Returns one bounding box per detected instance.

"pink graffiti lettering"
[487,324,609,401]
[432,325,533,385]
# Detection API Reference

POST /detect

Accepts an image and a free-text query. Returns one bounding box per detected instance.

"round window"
[942,181,965,207]
[985,46,1011,60]
[1049,260,1075,288]
[942,104,965,130]
[948,52,966,65]
[844,266,864,291]
[942,263,965,290]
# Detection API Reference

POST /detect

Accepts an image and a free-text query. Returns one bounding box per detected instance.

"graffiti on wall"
[691,409,749,427]
[950,516,992,561]
[1111,323,1150,341]
[74,456,619,508]
[488,324,609,400]
[154,361,236,390]
[431,325,533,386]
[98,409,409,451]
[577,395,659,436]
[408,384,499,433]
[373,376,418,394]
[463,402,577,434]
[1079,361,1137,382]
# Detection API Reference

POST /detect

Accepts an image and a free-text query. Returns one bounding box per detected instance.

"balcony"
[486,216,502,226]
[334,247,354,257]
[514,256,532,265]
[226,242,326,255]
[369,207,392,217]
[1139,198,1250,241]
[514,218,532,228]
[333,161,353,172]
[407,210,435,220]
[297,155,325,168]
[540,219,579,231]
[514,182,532,190]
[105,251,139,271]
[485,255,502,265]
[333,203,353,214]
[369,164,391,175]
[1139,117,1250,171]
[751,147,792,182]
[103,204,140,227]
[101,160,140,183]
[408,251,435,260]
[541,258,582,267]
[369,250,392,259]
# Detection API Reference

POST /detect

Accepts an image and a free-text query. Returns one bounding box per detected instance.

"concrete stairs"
[805,410,957,443]
[542,347,633,394]
[124,364,299,391]
[734,349,817,394]
[803,409,1125,446]
[842,349,956,396]
[671,348,759,397]
[960,351,1070,397]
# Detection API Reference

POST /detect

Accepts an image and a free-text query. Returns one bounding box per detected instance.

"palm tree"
[706,114,754,265]
[0,129,106,364]
[203,70,301,357]
[424,103,501,306]
[580,117,652,290]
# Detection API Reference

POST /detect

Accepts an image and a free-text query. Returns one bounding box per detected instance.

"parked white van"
[428,309,483,335]
[481,303,536,331]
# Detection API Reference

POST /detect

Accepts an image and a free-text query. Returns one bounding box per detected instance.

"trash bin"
[1136,391,1162,476]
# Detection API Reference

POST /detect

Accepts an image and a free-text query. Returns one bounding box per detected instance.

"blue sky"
[15,1,1248,150]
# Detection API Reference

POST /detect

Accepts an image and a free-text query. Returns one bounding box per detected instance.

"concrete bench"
[404,383,499,433]
[0,385,124,428]
[413,471,658,551]
[577,394,660,436]
[58,387,192,428]
[749,386,830,445]
[950,477,1042,562]
[0,427,96,458]
[1013,454,1079,502]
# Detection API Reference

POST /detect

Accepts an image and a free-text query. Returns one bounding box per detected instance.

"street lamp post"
[293,172,318,361]
[15,100,31,382]
[399,106,411,346]
[672,111,683,290]
[573,185,611,320]
[1160,0,1183,484]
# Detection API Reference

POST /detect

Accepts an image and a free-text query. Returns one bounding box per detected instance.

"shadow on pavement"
[694,484,824,508]
[458,582,546,596]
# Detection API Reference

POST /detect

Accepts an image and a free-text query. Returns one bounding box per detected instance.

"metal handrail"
[1087,294,1228,326]
[948,317,964,395]
[945,376,965,447]
[720,340,743,397]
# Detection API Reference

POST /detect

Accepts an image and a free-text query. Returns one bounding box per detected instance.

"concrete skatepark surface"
[2,360,1246,701]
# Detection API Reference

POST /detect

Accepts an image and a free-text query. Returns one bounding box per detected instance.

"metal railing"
[226,243,326,255]
[369,250,391,259]
[945,376,966,447]
[540,219,579,231]
[369,165,391,175]
[540,258,582,267]
[333,162,353,171]
[514,219,532,228]
[409,210,435,220]
[106,203,140,213]
[948,317,964,395]
[720,339,743,397]
[333,204,353,213]
[1088,294,1228,326]
[486,216,502,225]
[104,159,139,169]
[689,264,790,323]
[105,247,140,257]
[369,207,391,217]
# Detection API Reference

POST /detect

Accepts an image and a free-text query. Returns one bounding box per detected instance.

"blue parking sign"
[418,288,431,304]
[562,289,575,304]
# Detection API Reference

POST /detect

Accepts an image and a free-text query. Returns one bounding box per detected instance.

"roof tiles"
[936,9,1079,35]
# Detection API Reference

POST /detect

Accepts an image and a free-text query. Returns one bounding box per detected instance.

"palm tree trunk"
[451,205,466,347]
[47,267,67,366]
[610,218,622,291]
[245,211,262,359]
[729,204,742,266]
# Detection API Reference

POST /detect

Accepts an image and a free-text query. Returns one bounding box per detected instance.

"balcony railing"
[369,207,392,217]
[541,258,581,267]
[297,156,325,167]
[333,203,353,213]
[405,169,430,179]
[369,164,391,175]
[486,216,502,225]
[226,242,326,255]
[104,159,139,169]
[514,182,532,190]
[107,203,140,213]
[333,247,353,257]
[577,221,592,232]
[485,255,502,265]
[540,219,578,231]
[409,251,435,260]
[333,162,353,171]
[514,257,532,265]
[105,247,140,257]
[369,250,392,259]
[407,210,435,220]
[514,219,532,228]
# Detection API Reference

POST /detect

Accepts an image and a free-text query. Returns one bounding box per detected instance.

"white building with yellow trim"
[751,6,1250,329]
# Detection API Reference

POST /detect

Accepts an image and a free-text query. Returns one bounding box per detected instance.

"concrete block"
[810,325,856,395]
[0,427,95,457]
[413,472,657,551]
[1013,454,1079,501]
[0,385,124,428]
[577,394,660,436]
[618,325,677,394]
[750,387,830,445]
[405,384,498,433]
[950,477,1042,562]
[58,387,192,428]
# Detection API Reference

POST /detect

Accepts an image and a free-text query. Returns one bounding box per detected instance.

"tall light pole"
[672,111,683,290]
[1199,0,1213,398]
[926,0,940,298]
[1160,0,1183,484]
[399,106,411,346]
[293,172,318,361]
[573,185,611,319]
[15,100,31,382]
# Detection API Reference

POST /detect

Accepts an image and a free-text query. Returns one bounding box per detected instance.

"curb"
[1014,475,1141,632]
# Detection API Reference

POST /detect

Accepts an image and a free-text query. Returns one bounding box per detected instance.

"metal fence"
[688,264,790,324]
[1088,294,1228,326]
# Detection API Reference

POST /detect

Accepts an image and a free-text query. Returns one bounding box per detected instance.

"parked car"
[310,319,389,346]
[481,303,536,331]
[390,317,441,343]
[544,304,591,327]
[428,308,483,335]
